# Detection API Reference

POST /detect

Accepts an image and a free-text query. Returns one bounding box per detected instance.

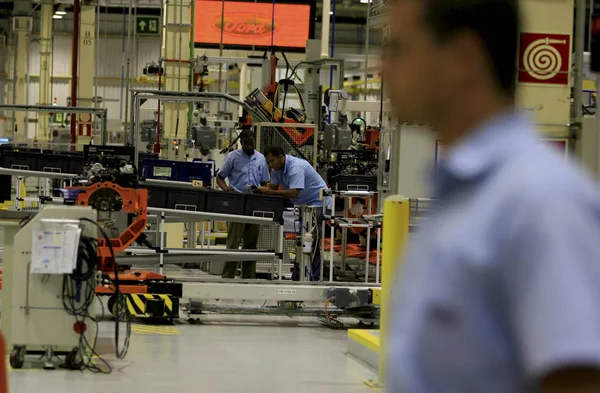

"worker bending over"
[216,131,269,279]
[258,146,330,281]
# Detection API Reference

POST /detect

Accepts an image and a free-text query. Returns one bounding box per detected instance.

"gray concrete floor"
[8,317,377,393]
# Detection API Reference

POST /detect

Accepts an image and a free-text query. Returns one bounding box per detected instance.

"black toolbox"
[245,194,284,221]
[205,190,246,215]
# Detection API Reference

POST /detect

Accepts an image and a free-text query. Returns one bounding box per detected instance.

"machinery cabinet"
[245,194,285,221]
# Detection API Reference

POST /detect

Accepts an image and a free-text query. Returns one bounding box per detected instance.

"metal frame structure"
[0,104,109,145]
[254,122,318,168]
[129,89,254,164]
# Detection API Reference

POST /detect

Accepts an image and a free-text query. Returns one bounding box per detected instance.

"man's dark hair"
[239,130,255,141]
[423,0,520,94]
[264,146,285,157]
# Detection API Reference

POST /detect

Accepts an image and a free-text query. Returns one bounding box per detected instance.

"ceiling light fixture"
[329,11,333,14]
[360,0,373,3]
[56,10,67,15]
[52,14,62,19]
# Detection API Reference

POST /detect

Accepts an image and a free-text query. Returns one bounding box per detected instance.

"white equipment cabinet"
[4,206,97,369]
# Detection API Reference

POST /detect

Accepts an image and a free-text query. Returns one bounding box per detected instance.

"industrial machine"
[1,203,134,372]
[59,148,182,322]
[6,206,98,370]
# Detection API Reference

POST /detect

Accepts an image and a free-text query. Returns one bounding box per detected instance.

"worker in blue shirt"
[216,131,270,279]
[383,1,600,392]
[258,146,330,280]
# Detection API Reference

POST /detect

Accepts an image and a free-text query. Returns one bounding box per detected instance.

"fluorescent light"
[329,11,333,14]
[360,0,372,3]
[56,10,67,15]
[52,14,62,19]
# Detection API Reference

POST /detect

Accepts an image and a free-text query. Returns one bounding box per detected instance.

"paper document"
[31,226,81,274]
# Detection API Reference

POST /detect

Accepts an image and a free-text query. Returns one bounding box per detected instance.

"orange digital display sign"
[194,0,313,50]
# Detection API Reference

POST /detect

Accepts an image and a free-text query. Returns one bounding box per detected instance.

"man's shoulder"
[496,141,600,207]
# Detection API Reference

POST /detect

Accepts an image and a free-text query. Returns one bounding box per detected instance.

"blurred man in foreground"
[383,1,600,392]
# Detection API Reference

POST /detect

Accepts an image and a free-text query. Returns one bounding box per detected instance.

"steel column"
[77,4,97,144]
[37,0,53,141]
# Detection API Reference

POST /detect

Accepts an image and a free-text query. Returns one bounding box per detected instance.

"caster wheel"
[9,347,25,369]
[65,349,82,370]
[108,295,128,321]
[107,295,117,315]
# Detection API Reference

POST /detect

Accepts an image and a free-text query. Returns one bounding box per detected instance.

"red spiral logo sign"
[518,32,571,86]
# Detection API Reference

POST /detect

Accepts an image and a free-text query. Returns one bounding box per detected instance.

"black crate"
[206,191,246,215]
[143,185,168,209]
[333,175,378,192]
[167,188,207,211]
[38,153,71,173]
[2,151,38,171]
[69,158,84,175]
[245,194,284,220]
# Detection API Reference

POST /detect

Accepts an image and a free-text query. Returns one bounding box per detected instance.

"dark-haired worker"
[257,146,331,281]
[382,0,600,392]
[216,131,269,279]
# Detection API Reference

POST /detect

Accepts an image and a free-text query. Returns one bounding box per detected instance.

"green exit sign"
[136,16,160,35]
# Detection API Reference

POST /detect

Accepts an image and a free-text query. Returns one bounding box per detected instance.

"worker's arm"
[543,368,600,393]
[259,157,270,187]
[216,154,234,192]
[258,187,300,199]
[504,192,600,393]
[216,175,234,192]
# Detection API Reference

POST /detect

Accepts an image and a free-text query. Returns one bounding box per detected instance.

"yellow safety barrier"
[363,195,410,389]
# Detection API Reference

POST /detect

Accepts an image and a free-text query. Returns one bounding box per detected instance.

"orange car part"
[73,182,148,272]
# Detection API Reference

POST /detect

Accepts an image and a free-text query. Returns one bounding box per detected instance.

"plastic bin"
[245,194,284,221]
[143,185,168,208]
[332,175,378,192]
[2,151,38,171]
[38,153,72,173]
[167,188,207,211]
[206,191,246,215]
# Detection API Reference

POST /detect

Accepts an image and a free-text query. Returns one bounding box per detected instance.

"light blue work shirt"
[217,149,270,193]
[387,111,600,393]
[271,155,329,206]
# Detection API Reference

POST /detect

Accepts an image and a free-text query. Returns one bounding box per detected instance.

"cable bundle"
[61,218,132,374]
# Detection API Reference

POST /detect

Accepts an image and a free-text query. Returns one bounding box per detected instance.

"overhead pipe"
[70,0,80,146]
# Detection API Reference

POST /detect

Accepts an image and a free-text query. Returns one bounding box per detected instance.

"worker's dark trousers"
[222,222,260,279]
[292,208,324,281]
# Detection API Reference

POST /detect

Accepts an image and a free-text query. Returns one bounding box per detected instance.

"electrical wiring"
[77,218,132,361]
[61,234,112,373]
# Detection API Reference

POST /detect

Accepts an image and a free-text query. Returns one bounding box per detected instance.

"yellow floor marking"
[131,324,181,336]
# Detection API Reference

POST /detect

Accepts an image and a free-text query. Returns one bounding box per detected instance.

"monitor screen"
[154,166,173,178]
[194,0,314,50]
